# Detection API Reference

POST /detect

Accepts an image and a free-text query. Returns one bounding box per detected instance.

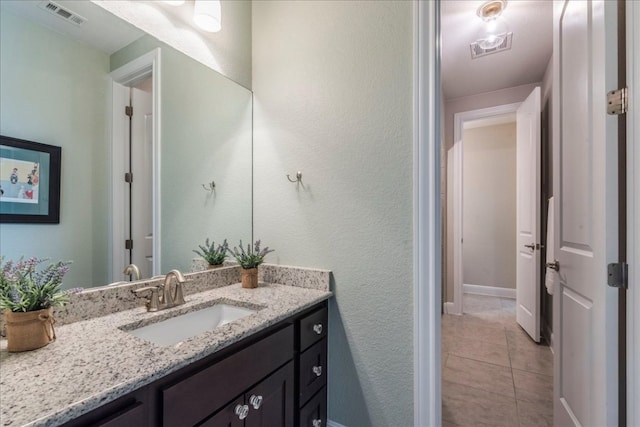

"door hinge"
[125,239,133,250]
[125,105,133,117]
[607,262,628,289]
[124,172,133,183]
[607,88,628,115]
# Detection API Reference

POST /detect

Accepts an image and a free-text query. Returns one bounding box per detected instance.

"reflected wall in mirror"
[0,1,252,289]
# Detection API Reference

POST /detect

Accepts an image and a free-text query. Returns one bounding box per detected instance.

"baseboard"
[328,420,348,427]
[463,283,516,299]
[443,301,455,314]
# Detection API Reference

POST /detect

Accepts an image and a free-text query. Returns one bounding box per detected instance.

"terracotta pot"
[5,308,56,352]
[241,268,259,289]
[207,264,225,270]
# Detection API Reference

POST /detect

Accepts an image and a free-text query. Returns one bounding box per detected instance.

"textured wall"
[443,83,540,302]
[0,9,110,288]
[93,0,252,89]
[252,1,414,425]
[462,123,517,289]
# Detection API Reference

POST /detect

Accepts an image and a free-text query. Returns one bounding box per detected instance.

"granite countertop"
[0,265,331,427]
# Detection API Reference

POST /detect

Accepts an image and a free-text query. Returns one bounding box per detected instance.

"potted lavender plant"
[0,257,73,352]
[193,238,229,269]
[228,240,274,288]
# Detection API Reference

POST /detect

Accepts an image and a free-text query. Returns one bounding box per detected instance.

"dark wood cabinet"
[297,306,328,427]
[62,301,328,427]
[163,326,294,427]
[200,362,294,427]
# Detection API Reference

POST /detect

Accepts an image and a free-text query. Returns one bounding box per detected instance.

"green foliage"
[0,257,77,312]
[228,240,274,269]
[193,238,229,266]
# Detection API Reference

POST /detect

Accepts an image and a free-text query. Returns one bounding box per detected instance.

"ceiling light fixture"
[193,0,222,33]
[476,0,509,50]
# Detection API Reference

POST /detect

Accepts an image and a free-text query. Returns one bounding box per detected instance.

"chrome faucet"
[123,264,141,281]
[132,269,187,312]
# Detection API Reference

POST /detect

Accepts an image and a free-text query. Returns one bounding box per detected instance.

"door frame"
[447,103,520,315]
[109,48,162,282]
[415,1,638,426]
[627,0,639,424]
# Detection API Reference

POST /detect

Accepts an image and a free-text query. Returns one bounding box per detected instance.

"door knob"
[546,260,560,271]
[524,243,536,250]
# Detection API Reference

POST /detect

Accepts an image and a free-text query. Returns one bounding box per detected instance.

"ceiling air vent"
[37,1,87,27]
[470,32,513,59]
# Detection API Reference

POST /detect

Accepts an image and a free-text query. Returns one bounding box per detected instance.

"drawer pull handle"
[235,404,249,420]
[312,365,323,377]
[313,324,323,334]
[312,419,322,427]
[249,394,263,410]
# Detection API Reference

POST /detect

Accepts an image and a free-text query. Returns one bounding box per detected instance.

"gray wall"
[462,123,517,289]
[252,1,414,425]
[0,9,110,287]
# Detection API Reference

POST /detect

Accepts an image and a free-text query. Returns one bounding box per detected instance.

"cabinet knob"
[312,365,323,377]
[313,323,323,334]
[249,394,263,410]
[235,404,249,420]
[312,419,323,427]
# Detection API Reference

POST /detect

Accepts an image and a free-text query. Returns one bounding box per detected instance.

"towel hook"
[202,181,216,192]
[286,171,302,183]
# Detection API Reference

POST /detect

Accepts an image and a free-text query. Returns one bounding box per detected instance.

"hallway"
[442,295,553,426]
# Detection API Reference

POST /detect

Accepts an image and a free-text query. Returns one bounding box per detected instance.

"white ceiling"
[441,0,553,100]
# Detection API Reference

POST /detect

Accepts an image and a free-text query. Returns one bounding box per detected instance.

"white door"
[552,1,620,425]
[516,86,542,342]
[131,81,153,280]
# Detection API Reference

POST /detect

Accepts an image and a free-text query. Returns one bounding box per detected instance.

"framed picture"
[0,135,61,224]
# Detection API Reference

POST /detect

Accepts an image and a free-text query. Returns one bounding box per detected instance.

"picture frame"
[0,135,61,224]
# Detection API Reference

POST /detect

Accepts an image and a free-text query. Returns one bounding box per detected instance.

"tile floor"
[442,294,553,427]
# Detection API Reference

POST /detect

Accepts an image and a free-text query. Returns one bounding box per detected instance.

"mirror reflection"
[0,1,252,288]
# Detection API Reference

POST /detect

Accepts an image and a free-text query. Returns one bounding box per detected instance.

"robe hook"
[202,181,216,192]
[286,171,302,183]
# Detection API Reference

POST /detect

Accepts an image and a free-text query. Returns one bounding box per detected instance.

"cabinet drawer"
[163,325,294,427]
[299,307,327,352]
[299,387,327,427]
[299,337,327,406]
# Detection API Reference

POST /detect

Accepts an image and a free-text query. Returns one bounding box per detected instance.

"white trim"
[327,420,347,427]
[463,283,516,299]
[109,48,162,280]
[627,0,639,424]
[443,301,456,314]
[451,141,462,315]
[414,1,440,427]
[451,102,521,315]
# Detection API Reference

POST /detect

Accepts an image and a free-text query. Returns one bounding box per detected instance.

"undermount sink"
[125,303,256,346]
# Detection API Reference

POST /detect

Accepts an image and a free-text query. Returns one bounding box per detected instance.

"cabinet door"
[299,387,326,427]
[245,361,294,427]
[299,338,327,406]
[199,397,245,427]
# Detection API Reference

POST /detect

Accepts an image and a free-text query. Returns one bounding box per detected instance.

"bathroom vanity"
[65,302,327,427]
[0,265,331,427]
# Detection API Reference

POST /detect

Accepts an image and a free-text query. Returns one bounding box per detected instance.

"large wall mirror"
[0,1,252,288]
